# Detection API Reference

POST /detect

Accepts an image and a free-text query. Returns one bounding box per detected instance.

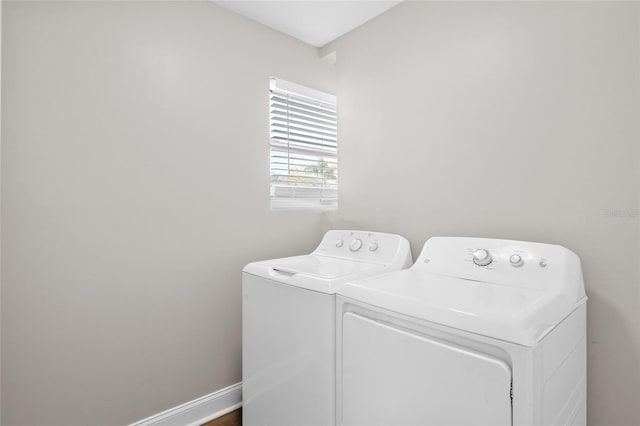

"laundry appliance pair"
[242,230,587,426]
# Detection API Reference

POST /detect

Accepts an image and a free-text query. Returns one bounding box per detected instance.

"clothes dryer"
[243,230,412,426]
[337,237,586,426]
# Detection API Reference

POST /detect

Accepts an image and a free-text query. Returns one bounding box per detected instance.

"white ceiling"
[213,1,402,48]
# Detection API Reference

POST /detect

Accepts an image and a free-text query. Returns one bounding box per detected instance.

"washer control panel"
[415,237,583,294]
[315,230,412,267]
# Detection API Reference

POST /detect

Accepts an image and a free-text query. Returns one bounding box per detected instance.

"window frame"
[269,78,338,210]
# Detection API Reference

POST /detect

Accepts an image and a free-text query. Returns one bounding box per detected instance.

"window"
[269,78,337,209]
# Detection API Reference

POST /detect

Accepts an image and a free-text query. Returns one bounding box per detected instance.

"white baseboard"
[129,382,242,426]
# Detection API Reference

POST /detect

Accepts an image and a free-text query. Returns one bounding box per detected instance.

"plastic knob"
[349,239,363,252]
[509,254,524,267]
[473,249,493,266]
[368,242,379,252]
[336,239,344,248]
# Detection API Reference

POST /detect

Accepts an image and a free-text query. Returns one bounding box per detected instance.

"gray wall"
[323,2,639,425]
[1,1,333,424]
[0,0,3,421]
[2,1,639,425]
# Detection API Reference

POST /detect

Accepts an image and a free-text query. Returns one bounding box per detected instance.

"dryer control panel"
[314,230,413,268]
[415,237,585,302]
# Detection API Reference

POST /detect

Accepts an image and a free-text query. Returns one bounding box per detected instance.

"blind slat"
[270,100,336,119]
[271,157,336,164]
[270,111,337,128]
[271,131,337,146]
[270,143,337,159]
[271,95,336,113]
[271,122,337,136]
[270,110,336,126]
[271,93,336,112]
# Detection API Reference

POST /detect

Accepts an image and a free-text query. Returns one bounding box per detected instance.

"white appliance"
[337,237,587,426]
[242,230,412,426]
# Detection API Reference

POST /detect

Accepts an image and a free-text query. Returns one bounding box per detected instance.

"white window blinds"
[270,78,337,209]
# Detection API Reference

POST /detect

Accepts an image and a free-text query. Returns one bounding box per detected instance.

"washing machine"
[242,230,412,426]
[337,237,587,426]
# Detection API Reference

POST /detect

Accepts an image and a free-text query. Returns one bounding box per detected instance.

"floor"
[202,409,242,426]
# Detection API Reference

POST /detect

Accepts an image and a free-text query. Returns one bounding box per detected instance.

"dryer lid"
[339,237,586,346]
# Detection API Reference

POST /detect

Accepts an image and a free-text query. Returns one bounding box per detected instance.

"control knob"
[473,249,493,266]
[335,239,344,248]
[349,239,363,252]
[509,254,524,267]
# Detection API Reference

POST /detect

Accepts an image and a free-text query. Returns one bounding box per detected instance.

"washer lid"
[242,230,413,294]
[243,254,389,294]
[269,254,382,279]
[339,268,583,346]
